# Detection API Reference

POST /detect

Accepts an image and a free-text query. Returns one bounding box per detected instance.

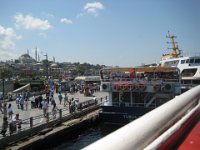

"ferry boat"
[160,31,200,92]
[99,67,181,125]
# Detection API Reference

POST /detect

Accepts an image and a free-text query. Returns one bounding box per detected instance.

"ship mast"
[166,31,181,58]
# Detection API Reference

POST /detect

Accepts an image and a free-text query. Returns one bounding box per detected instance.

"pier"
[0,91,108,149]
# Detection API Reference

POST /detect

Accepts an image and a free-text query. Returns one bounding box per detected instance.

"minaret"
[53,57,55,62]
[35,47,37,62]
[38,54,40,62]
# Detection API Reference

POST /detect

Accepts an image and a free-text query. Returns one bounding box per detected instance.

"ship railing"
[102,78,180,84]
[102,101,157,108]
[182,52,200,57]
[83,85,200,150]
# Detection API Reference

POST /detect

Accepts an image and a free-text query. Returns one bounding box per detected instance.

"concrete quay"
[0,91,108,149]
[8,109,101,150]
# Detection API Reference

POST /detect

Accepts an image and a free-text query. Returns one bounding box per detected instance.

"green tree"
[0,68,13,78]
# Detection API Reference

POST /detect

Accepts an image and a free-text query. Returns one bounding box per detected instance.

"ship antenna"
[166,31,181,57]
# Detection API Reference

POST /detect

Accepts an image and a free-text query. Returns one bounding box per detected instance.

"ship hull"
[100,106,154,125]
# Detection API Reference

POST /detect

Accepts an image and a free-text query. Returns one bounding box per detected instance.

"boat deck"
[178,117,200,150]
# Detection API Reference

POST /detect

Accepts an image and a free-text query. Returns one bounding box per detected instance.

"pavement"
[0,91,108,138]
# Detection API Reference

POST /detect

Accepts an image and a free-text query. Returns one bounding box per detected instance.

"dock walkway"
[0,91,108,139]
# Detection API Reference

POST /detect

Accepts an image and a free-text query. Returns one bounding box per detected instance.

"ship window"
[181,60,185,64]
[112,92,119,106]
[186,59,189,63]
[189,59,194,63]
[181,68,197,77]
[164,60,179,67]
[192,80,200,84]
[183,80,192,84]
[195,59,200,63]
[174,60,179,66]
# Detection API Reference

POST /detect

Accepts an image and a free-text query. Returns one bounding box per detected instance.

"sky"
[0,0,200,67]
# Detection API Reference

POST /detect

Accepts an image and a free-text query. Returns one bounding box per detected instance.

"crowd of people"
[0,100,22,136]
[0,82,100,137]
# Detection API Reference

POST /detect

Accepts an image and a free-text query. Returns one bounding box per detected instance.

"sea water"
[52,123,120,150]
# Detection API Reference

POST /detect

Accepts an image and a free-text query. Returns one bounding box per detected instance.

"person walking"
[7,104,13,119]
[68,98,72,113]
[52,102,58,119]
[15,114,22,132]
[50,95,55,105]
[30,95,35,108]
[38,95,43,109]
[25,99,28,111]
[0,117,8,136]
[41,99,48,117]
[64,93,68,107]
[0,101,3,114]
[3,103,7,118]
[19,95,24,110]
[58,92,63,105]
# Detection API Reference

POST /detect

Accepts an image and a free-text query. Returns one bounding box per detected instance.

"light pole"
[2,78,4,101]
[1,70,5,101]
[44,53,49,79]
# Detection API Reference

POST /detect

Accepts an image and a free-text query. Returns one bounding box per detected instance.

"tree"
[0,68,13,79]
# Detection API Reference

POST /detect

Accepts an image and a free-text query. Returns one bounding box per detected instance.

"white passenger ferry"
[99,67,181,125]
[160,32,200,91]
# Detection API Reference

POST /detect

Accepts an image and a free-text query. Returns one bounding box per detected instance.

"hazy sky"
[0,0,200,67]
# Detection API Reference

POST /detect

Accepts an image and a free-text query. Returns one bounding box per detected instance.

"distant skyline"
[0,0,200,67]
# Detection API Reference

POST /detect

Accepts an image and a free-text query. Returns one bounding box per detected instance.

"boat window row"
[181,58,200,64]
[163,60,179,67]
[181,68,197,77]
[104,72,178,80]
[181,79,200,85]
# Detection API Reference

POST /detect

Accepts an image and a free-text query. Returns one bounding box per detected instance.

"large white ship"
[99,67,181,125]
[160,31,200,92]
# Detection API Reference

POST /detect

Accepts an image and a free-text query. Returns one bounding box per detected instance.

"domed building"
[18,54,36,64]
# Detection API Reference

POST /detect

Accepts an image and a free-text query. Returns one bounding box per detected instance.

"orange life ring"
[120,84,126,91]
[153,84,161,92]
[128,84,135,91]
[114,84,120,90]
[138,83,146,91]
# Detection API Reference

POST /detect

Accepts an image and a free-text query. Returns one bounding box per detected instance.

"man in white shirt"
[41,99,48,117]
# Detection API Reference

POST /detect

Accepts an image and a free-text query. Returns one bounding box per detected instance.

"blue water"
[52,123,120,150]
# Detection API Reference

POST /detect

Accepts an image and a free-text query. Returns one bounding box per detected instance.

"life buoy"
[102,84,107,90]
[114,84,120,90]
[138,83,146,91]
[120,84,126,91]
[153,84,161,92]
[128,84,135,91]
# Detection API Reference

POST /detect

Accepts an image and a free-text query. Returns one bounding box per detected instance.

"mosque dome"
[18,53,36,64]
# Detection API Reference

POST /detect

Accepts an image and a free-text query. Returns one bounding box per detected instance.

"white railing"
[83,85,200,150]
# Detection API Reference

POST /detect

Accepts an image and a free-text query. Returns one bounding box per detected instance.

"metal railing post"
[46,112,49,123]
[59,109,62,121]
[30,117,33,128]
